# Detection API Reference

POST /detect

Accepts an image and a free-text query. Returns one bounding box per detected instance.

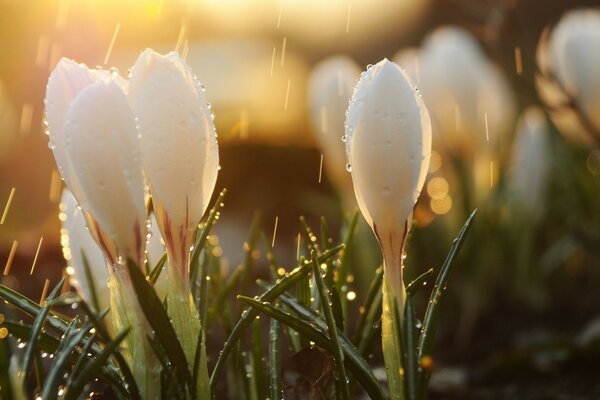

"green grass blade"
[81,251,101,312]
[0,332,12,400]
[416,210,477,399]
[125,259,192,389]
[252,319,267,399]
[190,188,227,285]
[42,322,93,400]
[353,266,383,345]
[0,284,70,332]
[268,317,283,400]
[336,210,359,328]
[402,298,418,400]
[299,216,321,255]
[209,244,344,391]
[22,277,65,374]
[63,328,129,400]
[311,250,350,399]
[148,253,167,285]
[406,268,434,298]
[238,296,384,400]
[191,328,210,400]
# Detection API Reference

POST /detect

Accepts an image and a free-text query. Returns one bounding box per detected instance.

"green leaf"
[191,328,210,400]
[63,328,130,400]
[402,298,418,400]
[209,244,344,391]
[310,250,350,399]
[42,322,94,400]
[125,259,192,389]
[22,278,65,375]
[416,210,477,399]
[238,296,384,400]
[148,253,167,285]
[268,317,283,400]
[190,188,227,285]
[406,268,434,298]
[81,251,101,312]
[353,266,383,353]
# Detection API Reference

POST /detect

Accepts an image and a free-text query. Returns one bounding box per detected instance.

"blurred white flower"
[129,49,219,277]
[46,59,146,265]
[308,55,360,200]
[404,27,516,157]
[509,107,551,217]
[536,9,600,146]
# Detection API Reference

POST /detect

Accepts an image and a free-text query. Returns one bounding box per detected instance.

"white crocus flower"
[345,59,431,399]
[46,60,158,400]
[308,56,360,205]
[129,49,216,389]
[536,9,600,146]
[46,59,145,264]
[417,27,516,157]
[509,107,551,218]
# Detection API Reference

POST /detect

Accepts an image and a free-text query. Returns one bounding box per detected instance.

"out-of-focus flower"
[129,49,217,382]
[345,59,431,399]
[45,59,145,265]
[536,9,600,146]
[308,55,360,202]
[399,27,515,158]
[508,107,551,217]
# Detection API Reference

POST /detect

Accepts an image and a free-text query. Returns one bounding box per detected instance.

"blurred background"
[1,0,600,398]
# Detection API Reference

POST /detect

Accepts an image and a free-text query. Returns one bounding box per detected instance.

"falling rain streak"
[484,112,489,142]
[514,46,523,75]
[3,241,18,276]
[270,46,276,77]
[284,79,291,110]
[318,154,324,183]
[271,216,279,248]
[346,3,352,33]
[30,237,44,275]
[104,23,121,65]
[39,279,50,305]
[280,37,287,67]
[175,22,187,53]
[1,187,15,224]
[277,0,285,29]
[49,169,62,203]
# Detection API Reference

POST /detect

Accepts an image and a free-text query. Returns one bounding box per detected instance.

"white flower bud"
[129,49,219,274]
[536,9,600,146]
[46,60,147,264]
[509,107,551,217]
[308,55,360,198]
[345,59,431,244]
[417,27,516,157]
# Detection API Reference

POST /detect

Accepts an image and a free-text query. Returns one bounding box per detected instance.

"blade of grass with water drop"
[337,210,359,328]
[0,332,12,400]
[21,277,64,374]
[252,318,267,399]
[416,210,477,399]
[148,253,167,285]
[191,327,210,400]
[81,251,101,312]
[292,249,353,400]
[402,298,418,400]
[190,189,227,291]
[209,244,344,390]
[63,328,130,400]
[406,269,434,298]
[125,259,192,390]
[78,302,140,399]
[42,321,93,400]
[238,296,384,400]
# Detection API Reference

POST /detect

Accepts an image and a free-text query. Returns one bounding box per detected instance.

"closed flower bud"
[417,27,516,157]
[345,58,431,400]
[308,56,360,200]
[346,59,431,249]
[509,107,551,217]
[536,9,600,146]
[129,49,219,276]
